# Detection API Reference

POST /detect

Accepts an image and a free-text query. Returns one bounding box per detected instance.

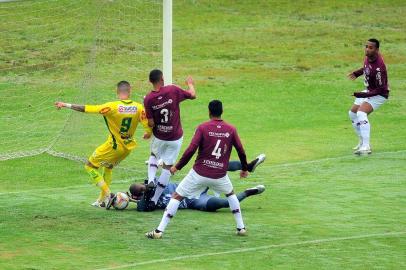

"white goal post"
[163,0,173,85]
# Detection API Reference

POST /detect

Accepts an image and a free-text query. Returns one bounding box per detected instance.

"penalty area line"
[96,231,406,270]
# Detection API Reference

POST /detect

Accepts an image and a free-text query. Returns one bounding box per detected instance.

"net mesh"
[0,0,162,180]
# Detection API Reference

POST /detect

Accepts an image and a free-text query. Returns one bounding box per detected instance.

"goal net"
[0,0,163,181]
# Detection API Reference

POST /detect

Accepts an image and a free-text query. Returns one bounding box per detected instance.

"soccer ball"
[113,192,129,210]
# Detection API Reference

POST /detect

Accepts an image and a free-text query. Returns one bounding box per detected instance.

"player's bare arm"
[185,75,196,99]
[240,170,248,179]
[347,72,357,80]
[169,166,177,175]
[54,101,85,112]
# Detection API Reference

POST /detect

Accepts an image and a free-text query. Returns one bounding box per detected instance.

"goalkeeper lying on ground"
[131,154,266,211]
[130,181,265,212]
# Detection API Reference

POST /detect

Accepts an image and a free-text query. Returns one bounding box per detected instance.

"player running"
[348,38,389,155]
[146,100,249,239]
[55,81,152,209]
[130,182,265,212]
[143,69,196,206]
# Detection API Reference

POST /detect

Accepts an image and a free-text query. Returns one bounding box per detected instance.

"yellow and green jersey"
[85,100,152,150]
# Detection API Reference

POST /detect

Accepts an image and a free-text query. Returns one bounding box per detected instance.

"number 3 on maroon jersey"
[160,108,169,123]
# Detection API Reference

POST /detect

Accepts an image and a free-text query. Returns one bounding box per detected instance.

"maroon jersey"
[353,54,389,98]
[175,119,248,179]
[144,85,193,141]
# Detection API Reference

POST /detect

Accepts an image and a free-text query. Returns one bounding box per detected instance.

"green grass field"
[0,1,405,269]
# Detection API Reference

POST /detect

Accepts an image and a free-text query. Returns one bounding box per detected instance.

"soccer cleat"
[244,185,266,197]
[105,193,117,210]
[352,142,362,150]
[145,229,162,239]
[236,228,247,236]
[354,146,372,155]
[249,154,266,172]
[146,181,155,190]
[91,200,106,208]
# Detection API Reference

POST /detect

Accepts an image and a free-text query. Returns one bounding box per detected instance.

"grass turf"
[0,0,405,269]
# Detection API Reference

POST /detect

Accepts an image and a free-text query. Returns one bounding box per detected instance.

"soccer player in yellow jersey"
[55,81,152,209]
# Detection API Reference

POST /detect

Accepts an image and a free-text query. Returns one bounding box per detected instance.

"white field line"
[0,149,405,196]
[95,231,406,270]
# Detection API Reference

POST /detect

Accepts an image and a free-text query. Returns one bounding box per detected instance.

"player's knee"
[356,110,368,120]
[85,161,98,169]
[348,110,357,121]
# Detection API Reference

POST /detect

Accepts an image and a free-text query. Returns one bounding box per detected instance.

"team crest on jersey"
[99,107,111,114]
[365,67,370,75]
[118,105,137,114]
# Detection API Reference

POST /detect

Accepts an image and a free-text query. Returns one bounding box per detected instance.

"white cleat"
[236,228,247,236]
[354,146,372,155]
[352,142,362,151]
[250,154,266,172]
[91,200,105,208]
[145,230,163,239]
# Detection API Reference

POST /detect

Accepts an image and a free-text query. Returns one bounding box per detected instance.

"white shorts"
[176,169,234,199]
[150,136,183,165]
[354,90,387,111]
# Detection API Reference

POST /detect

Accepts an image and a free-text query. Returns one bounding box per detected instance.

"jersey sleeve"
[173,85,193,102]
[352,67,364,77]
[85,103,112,115]
[232,129,248,171]
[138,105,152,135]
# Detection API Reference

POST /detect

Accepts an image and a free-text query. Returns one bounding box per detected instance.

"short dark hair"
[117,80,131,92]
[208,100,223,117]
[149,69,163,84]
[368,38,380,48]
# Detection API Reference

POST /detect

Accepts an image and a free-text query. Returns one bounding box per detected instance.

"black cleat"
[105,193,117,210]
[244,185,266,197]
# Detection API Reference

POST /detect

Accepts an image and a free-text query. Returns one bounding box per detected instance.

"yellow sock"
[97,168,113,201]
[85,164,110,200]
[103,167,113,186]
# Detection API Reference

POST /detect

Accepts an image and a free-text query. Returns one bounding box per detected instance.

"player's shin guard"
[151,169,171,204]
[357,111,370,147]
[98,167,112,202]
[148,155,158,184]
[349,111,362,141]
[85,165,110,198]
[157,198,181,232]
[227,194,245,230]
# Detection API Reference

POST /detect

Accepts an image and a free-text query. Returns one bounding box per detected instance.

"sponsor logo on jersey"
[208,131,230,138]
[99,107,111,114]
[118,105,137,114]
[152,99,173,110]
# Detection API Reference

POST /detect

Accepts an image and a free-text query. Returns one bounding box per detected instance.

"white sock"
[227,194,245,229]
[147,155,158,184]
[151,169,171,203]
[357,111,370,148]
[348,111,362,143]
[157,198,180,232]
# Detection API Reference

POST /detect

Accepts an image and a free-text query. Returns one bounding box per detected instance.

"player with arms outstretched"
[348,38,389,155]
[55,81,152,209]
[143,69,196,207]
[146,100,249,239]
